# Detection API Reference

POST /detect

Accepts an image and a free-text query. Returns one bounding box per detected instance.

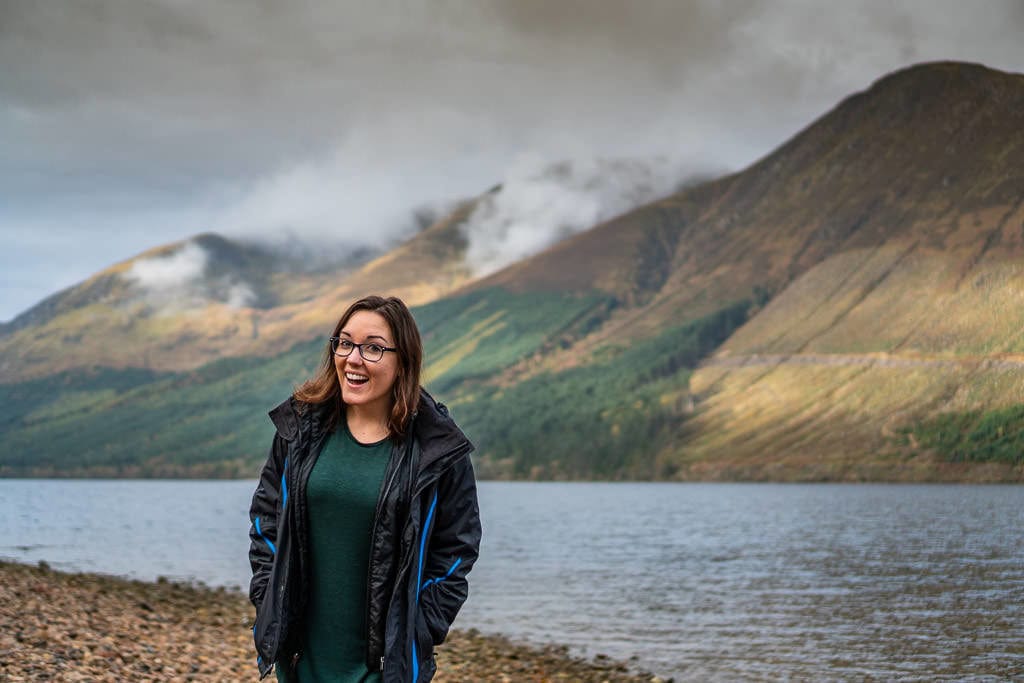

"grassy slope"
[0,346,318,477]
[416,290,752,479]
[0,287,750,478]
[682,241,1024,481]
[677,63,1024,480]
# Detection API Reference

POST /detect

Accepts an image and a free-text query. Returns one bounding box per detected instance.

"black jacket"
[248,389,481,682]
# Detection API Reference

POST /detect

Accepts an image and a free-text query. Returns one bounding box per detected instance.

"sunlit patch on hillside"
[422,311,507,385]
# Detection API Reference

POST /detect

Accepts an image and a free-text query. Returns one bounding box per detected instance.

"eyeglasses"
[329,337,397,363]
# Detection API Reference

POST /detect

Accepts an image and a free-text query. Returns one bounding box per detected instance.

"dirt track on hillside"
[700,352,1024,371]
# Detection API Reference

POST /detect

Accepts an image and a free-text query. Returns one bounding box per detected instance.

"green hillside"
[0,289,749,478]
[2,61,1024,481]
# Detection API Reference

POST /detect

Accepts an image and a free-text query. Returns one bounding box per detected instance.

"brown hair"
[294,295,422,440]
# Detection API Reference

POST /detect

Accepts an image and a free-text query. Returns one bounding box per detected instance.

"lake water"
[2,480,1023,681]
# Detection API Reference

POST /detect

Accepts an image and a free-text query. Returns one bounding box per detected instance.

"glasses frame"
[329,336,397,363]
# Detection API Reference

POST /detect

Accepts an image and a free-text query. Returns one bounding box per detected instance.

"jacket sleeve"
[248,432,287,609]
[417,454,482,646]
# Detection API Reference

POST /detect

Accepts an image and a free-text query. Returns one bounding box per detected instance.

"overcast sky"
[2,0,1023,321]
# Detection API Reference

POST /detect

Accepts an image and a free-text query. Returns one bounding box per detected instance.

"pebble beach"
[0,560,663,682]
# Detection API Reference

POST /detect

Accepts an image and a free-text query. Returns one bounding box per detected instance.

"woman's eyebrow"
[339,330,390,342]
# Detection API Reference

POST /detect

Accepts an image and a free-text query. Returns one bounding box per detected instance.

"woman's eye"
[339,340,355,350]
[365,344,383,355]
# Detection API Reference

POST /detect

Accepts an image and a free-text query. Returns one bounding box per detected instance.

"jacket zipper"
[286,420,330,674]
[408,441,473,683]
[365,434,413,673]
[363,416,473,676]
[257,442,307,679]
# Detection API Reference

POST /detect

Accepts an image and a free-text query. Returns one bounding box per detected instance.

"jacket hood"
[414,388,474,472]
[268,396,302,442]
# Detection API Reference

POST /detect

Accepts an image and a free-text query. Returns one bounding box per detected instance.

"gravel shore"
[0,560,663,682]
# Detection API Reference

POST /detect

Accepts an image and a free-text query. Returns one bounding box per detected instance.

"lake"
[2,480,1023,681]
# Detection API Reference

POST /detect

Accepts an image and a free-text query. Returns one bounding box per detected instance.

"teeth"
[345,372,368,381]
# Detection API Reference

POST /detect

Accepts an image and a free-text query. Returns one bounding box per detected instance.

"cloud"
[461,155,701,276]
[7,0,1021,208]
[124,241,256,310]
[224,281,257,309]
[2,0,1024,320]
[210,109,506,256]
[127,242,208,291]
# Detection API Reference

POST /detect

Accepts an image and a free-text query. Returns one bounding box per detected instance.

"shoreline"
[0,560,664,682]
[4,472,1024,484]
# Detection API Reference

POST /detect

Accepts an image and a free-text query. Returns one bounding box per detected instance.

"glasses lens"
[362,343,383,362]
[332,338,353,356]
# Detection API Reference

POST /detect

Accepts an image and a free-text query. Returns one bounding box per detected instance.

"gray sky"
[2,0,1023,321]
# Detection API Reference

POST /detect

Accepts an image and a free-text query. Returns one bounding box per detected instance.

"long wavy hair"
[294,295,422,440]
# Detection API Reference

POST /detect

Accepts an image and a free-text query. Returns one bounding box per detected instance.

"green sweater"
[277,426,389,683]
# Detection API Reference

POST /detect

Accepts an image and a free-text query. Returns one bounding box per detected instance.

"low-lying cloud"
[462,155,700,277]
[127,242,208,291]
[224,281,257,309]
[125,240,256,310]
[210,109,510,262]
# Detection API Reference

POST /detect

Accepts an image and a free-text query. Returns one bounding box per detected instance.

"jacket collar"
[268,388,474,472]
[268,395,334,443]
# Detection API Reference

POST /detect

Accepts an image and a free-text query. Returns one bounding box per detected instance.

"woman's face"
[335,310,400,417]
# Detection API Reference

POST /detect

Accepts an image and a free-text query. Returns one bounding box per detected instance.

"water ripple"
[2,480,1024,680]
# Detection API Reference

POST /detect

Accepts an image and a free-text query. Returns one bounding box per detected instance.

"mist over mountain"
[461,156,706,277]
[0,155,694,379]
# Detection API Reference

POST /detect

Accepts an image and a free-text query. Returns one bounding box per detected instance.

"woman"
[248,295,481,683]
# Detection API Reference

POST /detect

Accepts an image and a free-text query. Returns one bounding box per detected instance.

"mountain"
[0,233,370,378]
[0,155,683,383]
[0,203,477,381]
[433,61,1023,482]
[2,61,1023,480]
[677,62,1024,480]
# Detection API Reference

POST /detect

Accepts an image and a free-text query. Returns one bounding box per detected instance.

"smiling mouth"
[345,372,369,386]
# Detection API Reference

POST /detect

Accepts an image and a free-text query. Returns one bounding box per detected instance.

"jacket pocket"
[412,608,436,682]
[252,560,285,677]
[254,516,278,556]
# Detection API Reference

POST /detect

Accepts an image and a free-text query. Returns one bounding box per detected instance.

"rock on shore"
[0,561,659,682]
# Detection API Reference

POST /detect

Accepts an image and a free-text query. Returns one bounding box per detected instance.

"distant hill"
[0,203,477,380]
[2,61,1023,480]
